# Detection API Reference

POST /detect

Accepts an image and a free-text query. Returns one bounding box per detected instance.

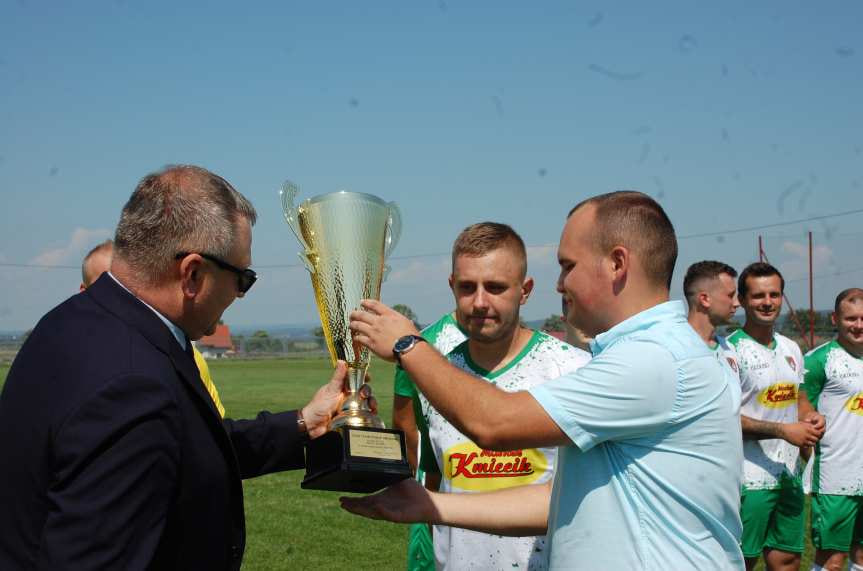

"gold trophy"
[281,182,411,492]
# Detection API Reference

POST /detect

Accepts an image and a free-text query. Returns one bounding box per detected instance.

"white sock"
[849,562,863,571]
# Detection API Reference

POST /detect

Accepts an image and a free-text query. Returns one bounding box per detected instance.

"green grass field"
[0,358,818,569]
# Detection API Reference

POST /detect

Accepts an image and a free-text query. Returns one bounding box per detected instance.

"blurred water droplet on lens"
[587,12,603,28]
[537,168,547,178]
[348,98,359,108]
[677,34,697,54]
[835,47,855,58]
[49,166,59,176]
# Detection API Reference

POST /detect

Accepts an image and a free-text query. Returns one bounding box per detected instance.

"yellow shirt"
[193,347,225,418]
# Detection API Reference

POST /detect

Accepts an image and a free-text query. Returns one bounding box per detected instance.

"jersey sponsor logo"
[443,442,548,491]
[844,392,863,416]
[756,382,798,408]
[785,356,798,372]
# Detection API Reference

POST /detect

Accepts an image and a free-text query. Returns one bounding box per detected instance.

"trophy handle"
[382,202,402,283]
[280,181,316,274]
[384,202,402,260]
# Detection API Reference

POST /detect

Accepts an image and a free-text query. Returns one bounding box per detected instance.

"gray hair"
[114,165,257,284]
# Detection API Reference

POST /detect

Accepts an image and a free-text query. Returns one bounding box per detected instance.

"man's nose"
[473,288,490,309]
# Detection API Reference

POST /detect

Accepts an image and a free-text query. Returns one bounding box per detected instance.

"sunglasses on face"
[175,252,258,294]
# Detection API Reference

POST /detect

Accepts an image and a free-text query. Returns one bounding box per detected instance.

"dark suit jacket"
[0,274,306,570]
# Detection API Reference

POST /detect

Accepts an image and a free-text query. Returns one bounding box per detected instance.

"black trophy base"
[301,426,412,493]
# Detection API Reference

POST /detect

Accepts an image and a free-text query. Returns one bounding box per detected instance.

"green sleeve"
[802,350,828,407]
[393,365,418,398]
[418,417,439,475]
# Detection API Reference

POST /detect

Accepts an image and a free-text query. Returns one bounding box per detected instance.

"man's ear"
[831,311,838,327]
[178,255,205,299]
[698,291,711,310]
[608,245,629,280]
[448,274,455,292]
[520,276,535,305]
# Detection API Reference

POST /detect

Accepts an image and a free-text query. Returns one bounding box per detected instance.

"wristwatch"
[393,334,427,365]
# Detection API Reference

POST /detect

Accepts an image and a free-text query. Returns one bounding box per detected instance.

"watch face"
[394,335,415,353]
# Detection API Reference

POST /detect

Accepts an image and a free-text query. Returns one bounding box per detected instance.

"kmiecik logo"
[844,392,863,416]
[756,382,798,409]
[444,442,548,491]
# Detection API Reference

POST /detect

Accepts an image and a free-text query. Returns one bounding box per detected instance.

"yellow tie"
[193,347,226,418]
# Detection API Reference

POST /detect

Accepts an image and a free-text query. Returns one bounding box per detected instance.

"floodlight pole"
[809,231,814,348]
[758,235,764,262]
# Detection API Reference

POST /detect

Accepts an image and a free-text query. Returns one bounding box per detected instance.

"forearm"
[400,344,549,450]
[740,415,785,440]
[797,390,816,421]
[429,482,551,536]
[225,411,305,478]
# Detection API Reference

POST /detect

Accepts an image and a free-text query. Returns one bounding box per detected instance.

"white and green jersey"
[728,329,804,490]
[801,340,863,495]
[713,334,741,410]
[419,331,590,571]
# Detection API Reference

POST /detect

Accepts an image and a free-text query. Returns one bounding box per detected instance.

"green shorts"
[740,482,805,558]
[811,493,863,552]
[406,522,435,571]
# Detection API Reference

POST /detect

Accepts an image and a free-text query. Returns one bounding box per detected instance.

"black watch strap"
[393,334,427,365]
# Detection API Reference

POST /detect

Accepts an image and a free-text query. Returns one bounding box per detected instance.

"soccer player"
[345,191,745,569]
[727,262,825,571]
[799,288,863,571]
[393,310,467,571]
[683,260,742,383]
[418,222,589,570]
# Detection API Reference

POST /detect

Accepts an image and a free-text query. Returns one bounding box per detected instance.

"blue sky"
[1,1,861,332]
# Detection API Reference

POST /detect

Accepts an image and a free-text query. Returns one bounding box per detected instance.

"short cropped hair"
[569,191,677,289]
[737,262,784,299]
[683,261,737,303]
[835,287,863,313]
[81,239,114,286]
[114,165,257,285]
[452,222,527,278]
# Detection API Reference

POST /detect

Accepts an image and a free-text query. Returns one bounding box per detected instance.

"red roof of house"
[198,324,233,350]
[545,330,566,341]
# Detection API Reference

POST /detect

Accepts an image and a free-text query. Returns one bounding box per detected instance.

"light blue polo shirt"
[529,301,744,570]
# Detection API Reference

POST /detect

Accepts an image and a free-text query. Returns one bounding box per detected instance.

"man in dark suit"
[0,165,357,570]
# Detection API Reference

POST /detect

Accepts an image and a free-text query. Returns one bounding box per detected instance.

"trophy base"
[330,407,386,431]
[301,426,411,493]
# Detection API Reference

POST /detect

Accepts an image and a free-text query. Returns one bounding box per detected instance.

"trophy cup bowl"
[281,182,411,492]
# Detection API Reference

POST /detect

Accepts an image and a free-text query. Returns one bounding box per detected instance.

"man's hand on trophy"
[339,479,440,524]
[302,361,349,439]
[350,299,420,362]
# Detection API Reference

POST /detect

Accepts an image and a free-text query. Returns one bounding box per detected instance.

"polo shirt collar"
[589,300,685,356]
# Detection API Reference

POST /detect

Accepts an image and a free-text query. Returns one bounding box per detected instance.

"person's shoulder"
[594,335,677,379]
[774,332,803,355]
[532,331,591,367]
[804,339,835,360]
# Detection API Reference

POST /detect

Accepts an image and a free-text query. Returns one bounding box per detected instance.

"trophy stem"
[329,362,385,430]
